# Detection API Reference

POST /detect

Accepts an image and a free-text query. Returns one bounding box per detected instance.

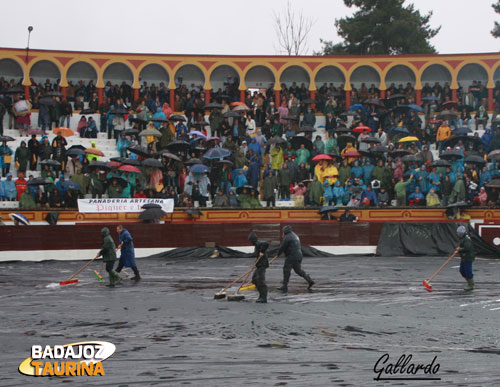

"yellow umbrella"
[398,136,420,143]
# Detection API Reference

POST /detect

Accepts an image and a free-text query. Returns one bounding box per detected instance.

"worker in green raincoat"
[95,227,121,287]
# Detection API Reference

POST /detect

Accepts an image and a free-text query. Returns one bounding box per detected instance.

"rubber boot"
[464,278,474,291]
[256,297,267,303]
[112,271,122,285]
[305,274,315,290]
[276,283,288,293]
[106,274,115,287]
[131,273,141,282]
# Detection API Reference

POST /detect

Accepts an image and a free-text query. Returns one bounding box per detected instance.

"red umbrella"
[119,165,141,173]
[229,101,247,108]
[312,154,334,162]
[352,126,372,133]
[85,148,105,156]
[108,161,122,168]
[343,150,361,158]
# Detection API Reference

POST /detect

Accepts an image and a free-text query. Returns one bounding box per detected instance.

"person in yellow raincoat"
[270,144,284,171]
[86,141,100,162]
[341,142,357,164]
[315,160,339,185]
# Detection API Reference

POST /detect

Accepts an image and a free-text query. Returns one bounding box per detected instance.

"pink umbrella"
[312,154,334,162]
[119,165,141,173]
[352,126,372,133]
[205,136,220,142]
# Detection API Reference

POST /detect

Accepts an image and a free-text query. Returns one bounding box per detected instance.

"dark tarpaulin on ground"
[144,245,336,259]
[376,223,500,257]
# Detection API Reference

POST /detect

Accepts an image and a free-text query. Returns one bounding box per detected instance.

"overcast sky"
[0,0,498,56]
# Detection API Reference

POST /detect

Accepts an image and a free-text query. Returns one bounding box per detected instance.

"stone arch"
[244,65,275,89]
[350,65,381,89]
[457,63,488,90]
[0,58,24,84]
[174,64,205,89]
[279,65,310,88]
[103,62,134,86]
[420,64,452,88]
[385,64,416,89]
[209,65,239,92]
[29,59,61,85]
[139,63,169,88]
[314,65,346,89]
[67,61,98,84]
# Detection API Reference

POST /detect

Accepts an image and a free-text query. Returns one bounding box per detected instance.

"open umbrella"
[282,115,299,121]
[9,213,30,225]
[205,136,220,142]
[398,136,420,143]
[122,158,142,166]
[39,97,56,106]
[216,159,233,166]
[458,104,474,113]
[352,126,372,133]
[0,135,15,142]
[453,127,472,135]
[267,136,287,145]
[437,110,457,121]
[328,153,343,162]
[232,105,250,112]
[337,134,357,150]
[45,212,59,225]
[441,101,459,110]
[45,91,64,98]
[203,147,231,159]
[110,157,125,163]
[166,141,190,153]
[169,114,186,122]
[402,154,421,163]
[189,130,207,138]
[407,104,425,113]
[184,158,203,166]
[139,128,162,137]
[364,98,385,107]
[113,107,129,115]
[312,154,333,162]
[151,117,168,123]
[318,205,339,214]
[301,98,316,104]
[464,155,486,165]
[85,148,105,157]
[142,203,162,209]
[431,159,451,168]
[80,108,96,115]
[53,127,75,137]
[361,136,381,144]
[290,136,313,150]
[440,150,463,160]
[127,145,150,158]
[108,177,128,188]
[446,201,471,209]
[40,159,61,167]
[389,149,411,158]
[444,135,481,148]
[66,148,86,157]
[61,181,82,191]
[486,179,500,188]
[389,126,410,135]
[223,111,241,118]
[348,104,366,112]
[27,177,52,186]
[297,125,316,133]
[123,129,140,136]
[3,86,24,94]
[192,121,210,127]
[160,152,182,162]
[422,96,440,102]
[335,126,350,134]
[107,161,121,168]
[118,164,141,173]
[89,161,111,170]
[372,145,389,153]
[343,150,362,158]
[139,208,167,220]
[203,103,224,109]
[189,164,210,174]
[142,158,164,168]
[387,94,406,100]
[236,184,257,195]
[487,150,500,160]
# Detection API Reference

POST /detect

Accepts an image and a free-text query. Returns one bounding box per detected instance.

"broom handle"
[237,254,264,292]
[220,266,256,293]
[269,255,279,265]
[66,256,99,281]
[428,249,459,282]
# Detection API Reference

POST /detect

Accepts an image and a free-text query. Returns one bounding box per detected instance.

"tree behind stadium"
[318,0,440,55]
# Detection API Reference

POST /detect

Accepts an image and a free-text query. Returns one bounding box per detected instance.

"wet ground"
[1,254,500,386]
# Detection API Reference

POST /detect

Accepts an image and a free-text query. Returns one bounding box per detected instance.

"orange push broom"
[422,249,459,292]
[59,256,99,286]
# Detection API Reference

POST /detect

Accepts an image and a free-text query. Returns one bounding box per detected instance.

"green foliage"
[492,1,500,38]
[318,0,440,55]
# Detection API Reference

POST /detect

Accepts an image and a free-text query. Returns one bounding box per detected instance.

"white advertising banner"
[77,198,174,213]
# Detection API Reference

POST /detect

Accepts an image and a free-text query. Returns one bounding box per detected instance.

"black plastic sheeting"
[376,223,500,257]
[145,245,336,259]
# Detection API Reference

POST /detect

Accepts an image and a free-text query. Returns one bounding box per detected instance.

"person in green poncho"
[295,144,310,166]
[371,159,392,192]
[249,190,262,208]
[89,170,105,199]
[307,175,324,206]
[237,187,252,208]
[70,168,89,198]
[19,190,36,209]
[159,122,175,149]
[233,147,247,169]
[107,178,123,198]
[15,141,30,174]
[338,159,351,186]
[325,136,338,155]
[95,227,121,287]
[449,175,466,204]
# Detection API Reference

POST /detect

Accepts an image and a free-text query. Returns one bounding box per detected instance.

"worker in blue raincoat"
[115,225,140,281]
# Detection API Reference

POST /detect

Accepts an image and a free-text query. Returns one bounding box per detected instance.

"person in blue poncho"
[2,173,16,201]
[55,174,68,196]
[408,186,425,206]
[350,160,363,179]
[233,169,248,188]
[115,225,140,281]
[332,180,345,206]
[323,180,334,205]
[152,108,166,130]
[362,159,374,184]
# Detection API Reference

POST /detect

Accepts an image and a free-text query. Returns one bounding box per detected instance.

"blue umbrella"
[203,147,231,160]
[9,213,30,225]
[422,96,440,101]
[189,164,210,174]
[389,126,409,135]
[407,104,425,113]
[348,104,366,112]
[61,181,82,191]
[453,127,472,135]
